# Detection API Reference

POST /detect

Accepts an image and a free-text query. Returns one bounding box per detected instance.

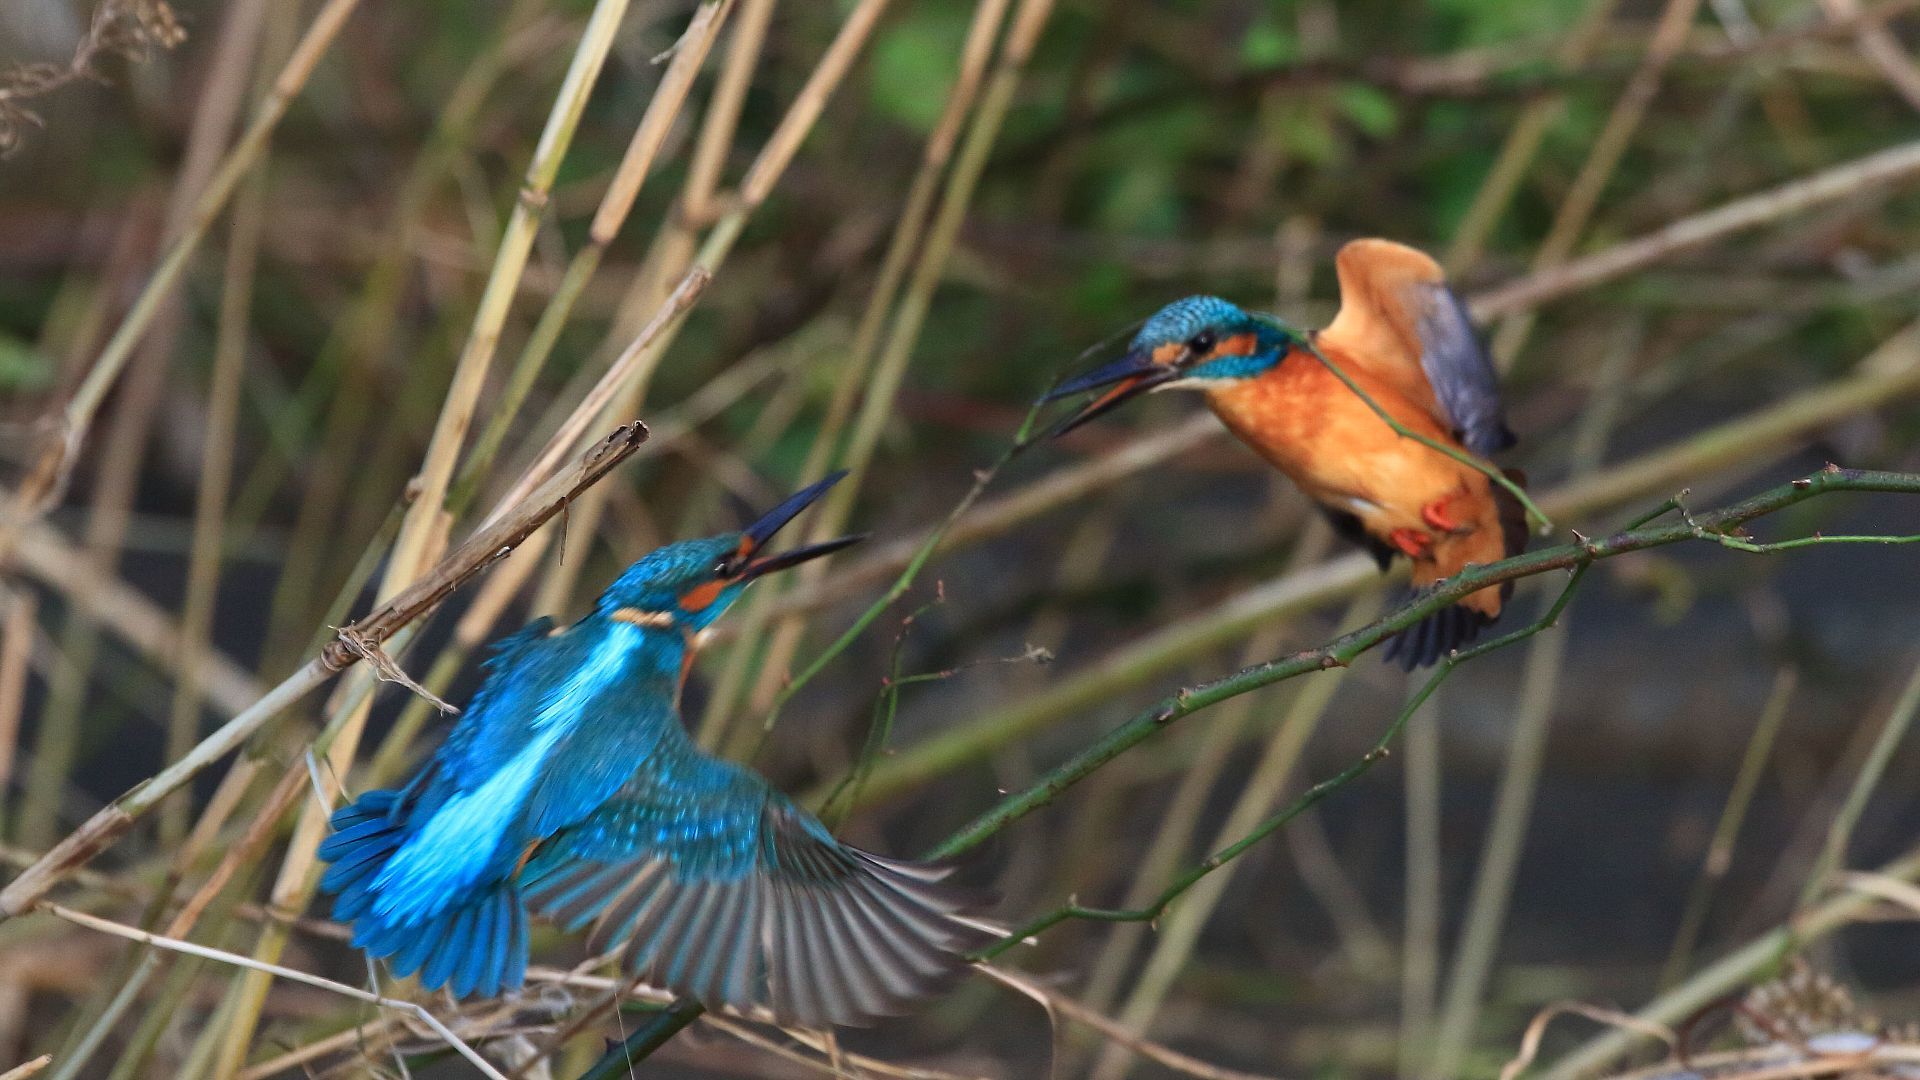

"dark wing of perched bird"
[523,759,991,1028]
[1410,282,1515,456]
[1319,238,1515,457]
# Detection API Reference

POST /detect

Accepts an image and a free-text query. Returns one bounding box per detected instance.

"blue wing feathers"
[522,791,991,1026]
[317,606,984,1019]
[318,788,529,999]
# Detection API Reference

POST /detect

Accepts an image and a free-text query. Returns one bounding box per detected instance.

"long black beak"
[738,533,866,580]
[734,471,865,579]
[1041,348,1178,437]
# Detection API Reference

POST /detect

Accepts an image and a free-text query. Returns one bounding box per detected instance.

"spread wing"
[1318,238,1516,456]
[523,763,989,1027]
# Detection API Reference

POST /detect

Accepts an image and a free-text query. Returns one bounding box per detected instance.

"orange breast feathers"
[1203,345,1517,618]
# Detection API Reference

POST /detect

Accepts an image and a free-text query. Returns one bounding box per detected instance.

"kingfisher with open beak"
[319,472,989,1024]
[1045,239,1527,668]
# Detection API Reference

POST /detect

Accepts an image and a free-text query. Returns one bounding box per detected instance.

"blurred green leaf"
[1239,17,1298,67]
[868,10,970,132]
[0,334,52,392]
[1336,83,1398,138]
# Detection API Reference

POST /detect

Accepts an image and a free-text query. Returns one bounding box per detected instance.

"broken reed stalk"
[0,422,648,921]
[207,3,643,1064]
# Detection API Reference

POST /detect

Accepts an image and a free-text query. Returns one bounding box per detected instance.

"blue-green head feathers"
[1133,295,1298,384]
[595,535,753,629]
[591,472,863,631]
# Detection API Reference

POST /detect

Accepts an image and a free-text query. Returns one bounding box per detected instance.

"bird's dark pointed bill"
[738,533,866,579]
[1041,349,1176,437]
[741,470,849,553]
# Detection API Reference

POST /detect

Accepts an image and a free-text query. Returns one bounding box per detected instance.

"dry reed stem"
[1090,595,1380,1080]
[1425,323,1636,1077]
[9,525,262,716]
[695,0,1013,743]
[214,2,643,1058]
[1820,0,1920,112]
[17,0,278,852]
[0,594,33,806]
[1442,0,1622,275]
[589,1,732,246]
[0,0,365,542]
[1487,0,1702,362]
[1795,651,1920,911]
[979,965,1281,1080]
[729,0,1049,733]
[0,422,648,921]
[1660,666,1798,987]
[0,1056,50,1080]
[159,141,269,847]
[41,904,510,1080]
[1471,138,1920,319]
[680,0,775,224]
[1501,1003,1677,1080]
[1539,847,1920,1078]
[483,270,710,527]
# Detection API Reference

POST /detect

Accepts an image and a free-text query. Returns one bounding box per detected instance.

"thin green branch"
[577,1000,705,1080]
[755,401,1046,735]
[926,467,1920,861]
[973,566,1589,960]
[817,597,941,829]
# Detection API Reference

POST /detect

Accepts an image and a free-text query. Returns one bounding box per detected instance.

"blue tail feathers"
[317,790,529,999]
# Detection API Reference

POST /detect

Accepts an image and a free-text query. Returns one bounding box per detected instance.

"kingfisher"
[318,473,989,1025]
[1044,238,1526,668]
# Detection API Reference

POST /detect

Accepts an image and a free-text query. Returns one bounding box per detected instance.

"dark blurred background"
[3,0,1920,1077]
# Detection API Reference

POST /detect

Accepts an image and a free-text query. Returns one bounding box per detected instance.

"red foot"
[1421,499,1470,534]
[1388,528,1433,559]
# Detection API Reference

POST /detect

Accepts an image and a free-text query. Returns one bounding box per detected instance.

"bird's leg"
[1388,527,1434,559]
[1421,497,1472,535]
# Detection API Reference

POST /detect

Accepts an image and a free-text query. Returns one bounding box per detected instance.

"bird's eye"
[1186,330,1216,354]
[713,559,733,577]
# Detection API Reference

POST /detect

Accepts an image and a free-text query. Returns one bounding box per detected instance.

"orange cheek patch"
[1216,332,1257,356]
[1151,342,1183,366]
[679,579,725,612]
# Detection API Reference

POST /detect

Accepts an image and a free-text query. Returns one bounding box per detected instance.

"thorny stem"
[754,401,1047,737]
[818,597,943,829]
[972,566,1591,959]
[926,467,1920,862]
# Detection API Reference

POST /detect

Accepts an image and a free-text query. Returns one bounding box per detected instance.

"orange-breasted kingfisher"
[1045,238,1526,668]
[317,473,989,1024]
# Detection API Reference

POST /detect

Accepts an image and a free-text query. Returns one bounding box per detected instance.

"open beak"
[1041,348,1178,437]
[732,471,866,580]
